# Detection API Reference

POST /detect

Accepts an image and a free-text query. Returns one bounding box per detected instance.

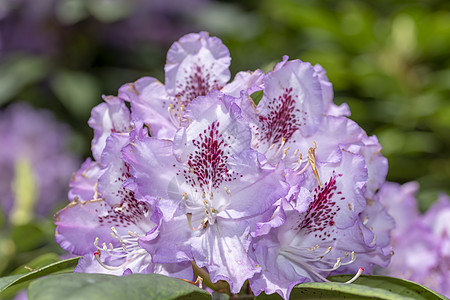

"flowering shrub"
[49,32,401,299]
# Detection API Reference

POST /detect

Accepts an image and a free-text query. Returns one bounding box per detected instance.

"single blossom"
[122,91,289,293]
[249,150,390,299]
[118,31,264,139]
[57,126,192,279]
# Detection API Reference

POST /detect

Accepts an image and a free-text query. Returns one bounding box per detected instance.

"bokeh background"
[1,0,449,284]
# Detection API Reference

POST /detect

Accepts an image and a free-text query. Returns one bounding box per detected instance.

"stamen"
[308,142,322,188]
[186,213,203,231]
[224,187,231,195]
[369,234,377,247]
[182,192,189,201]
[363,216,369,225]
[344,267,364,284]
[94,250,138,271]
[282,147,290,159]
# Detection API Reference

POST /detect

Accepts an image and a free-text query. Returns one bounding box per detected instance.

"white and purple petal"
[165,31,231,105]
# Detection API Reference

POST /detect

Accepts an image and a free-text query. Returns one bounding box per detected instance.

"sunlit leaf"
[28,273,211,300]
[256,274,449,299]
[0,256,80,296]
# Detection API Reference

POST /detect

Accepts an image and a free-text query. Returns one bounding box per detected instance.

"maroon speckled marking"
[176,63,222,107]
[98,164,148,227]
[179,121,237,192]
[298,172,343,241]
[257,87,307,145]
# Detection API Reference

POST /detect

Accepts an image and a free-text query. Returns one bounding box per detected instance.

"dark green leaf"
[250,90,264,104]
[11,223,47,252]
[0,256,80,296]
[256,275,448,300]
[328,274,448,300]
[28,273,211,300]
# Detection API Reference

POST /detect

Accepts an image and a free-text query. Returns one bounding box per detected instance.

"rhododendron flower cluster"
[55,32,393,299]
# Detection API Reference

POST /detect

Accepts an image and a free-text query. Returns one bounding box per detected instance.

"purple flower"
[378,183,450,297]
[118,31,264,139]
[56,128,193,279]
[122,91,288,293]
[53,32,396,299]
[0,102,79,222]
[249,151,389,299]
[224,56,392,299]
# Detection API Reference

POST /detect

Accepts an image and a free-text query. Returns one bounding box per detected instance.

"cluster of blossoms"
[0,102,79,223]
[376,182,450,297]
[55,32,394,299]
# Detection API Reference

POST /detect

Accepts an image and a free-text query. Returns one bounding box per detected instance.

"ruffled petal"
[118,77,177,139]
[221,70,265,98]
[88,96,131,161]
[68,158,103,202]
[191,218,260,294]
[165,32,231,105]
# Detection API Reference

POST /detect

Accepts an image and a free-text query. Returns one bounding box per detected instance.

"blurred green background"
[1,0,450,212]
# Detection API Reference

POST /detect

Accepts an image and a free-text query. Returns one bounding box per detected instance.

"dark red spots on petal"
[298,172,343,237]
[97,163,149,227]
[183,121,235,189]
[258,87,306,144]
[176,63,223,107]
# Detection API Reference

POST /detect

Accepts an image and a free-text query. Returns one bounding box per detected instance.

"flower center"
[94,227,148,271]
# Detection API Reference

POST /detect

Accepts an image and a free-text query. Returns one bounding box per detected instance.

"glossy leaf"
[0,256,80,296]
[28,273,211,300]
[256,275,449,300]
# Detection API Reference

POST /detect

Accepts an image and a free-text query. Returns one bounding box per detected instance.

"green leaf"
[250,90,264,104]
[328,274,449,300]
[51,70,101,120]
[256,275,449,299]
[0,256,80,296]
[0,55,49,105]
[28,273,211,300]
[11,223,46,252]
[11,253,61,275]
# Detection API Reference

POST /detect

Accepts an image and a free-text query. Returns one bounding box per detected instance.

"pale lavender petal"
[221,70,265,97]
[359,135,388,199]
[377,181,420,238]
[88,96,131,161]
[313,64,350,117]
[55,196,156,255]
[360,198,395,249]
[256,59,324,147]
[423,193,450,238]
[296,116,365,165]
[165,32,231,105]
[218,149,289,218]
[191,218,260,294]
[68,158,103,202]
[139,213,192,263]
[118,77,177,139]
